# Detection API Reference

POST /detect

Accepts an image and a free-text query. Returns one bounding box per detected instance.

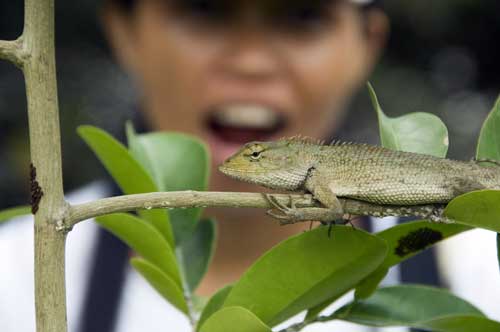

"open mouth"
[206,104,287,144]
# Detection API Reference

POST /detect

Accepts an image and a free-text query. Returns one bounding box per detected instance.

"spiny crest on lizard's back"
[329,139,370,147]
[278,136,378,152]
[282,137,369,147]
[279,135,325,146]
[329,139,393,154]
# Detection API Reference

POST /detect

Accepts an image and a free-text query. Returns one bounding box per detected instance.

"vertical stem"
[23,0,68,331]
[34,223,67,332]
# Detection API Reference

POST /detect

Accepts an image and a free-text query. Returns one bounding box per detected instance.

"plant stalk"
[24,0,68,331]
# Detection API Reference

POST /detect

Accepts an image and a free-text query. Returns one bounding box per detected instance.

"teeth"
[213,105,281,129]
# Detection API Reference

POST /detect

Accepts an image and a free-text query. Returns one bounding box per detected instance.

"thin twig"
[0,38,25,68]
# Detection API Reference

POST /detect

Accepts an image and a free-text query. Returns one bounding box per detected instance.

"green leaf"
[335,285,492,330]
[417,315,500,332]
[78,125,173,247]
[353,267,389,300]
[178,219,217,293]
[222,226,387,327]
[445,190,500,232]
[476,94,500,161]
[95,213,181,286]
[192,295,209,314]
[199,307,271,332]
[339,285,484,324]
[197,285,233,331]
[497,233,500,273]
[474,95,500,263]
[355,221,470,299]
[368,82,449,157]
[308,222,470,317]
[126,122,157,184]
[125,128,210,243]
[0,206,31,224]
[374,221,470,269]
[307,222,470,316]
[130,258,188,314]
[78,125,157,194]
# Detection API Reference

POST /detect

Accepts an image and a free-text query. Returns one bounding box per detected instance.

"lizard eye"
[250,151,262,160]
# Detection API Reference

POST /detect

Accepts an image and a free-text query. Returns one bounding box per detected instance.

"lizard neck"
[271,147,318,190]
[260,165,312,191]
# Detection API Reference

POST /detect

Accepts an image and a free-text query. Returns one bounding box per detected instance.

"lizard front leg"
[264,174,345,224]
[264,193,342,225]
[304,170,346,218]
[310,182,344,216]
[308,180,347,236]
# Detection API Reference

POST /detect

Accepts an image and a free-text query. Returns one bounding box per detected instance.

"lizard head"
[218,140,312,190]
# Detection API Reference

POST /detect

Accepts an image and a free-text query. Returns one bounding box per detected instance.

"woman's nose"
[220,29,283,80]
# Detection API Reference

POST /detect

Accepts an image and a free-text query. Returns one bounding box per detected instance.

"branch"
[67,190,443,228]
[22,0,68,331]
[0,38,25,68]
[68,191,316,227]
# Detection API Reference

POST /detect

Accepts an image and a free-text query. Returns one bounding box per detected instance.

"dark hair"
[109,0,381,13]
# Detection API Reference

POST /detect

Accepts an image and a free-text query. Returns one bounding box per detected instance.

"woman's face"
[104,0,387,190]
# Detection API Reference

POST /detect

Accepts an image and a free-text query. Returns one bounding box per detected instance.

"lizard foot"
[264,194,306,225]
[429,214,455,224]
[427,206,455,224]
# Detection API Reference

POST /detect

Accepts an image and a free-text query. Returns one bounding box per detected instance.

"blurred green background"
[0,0,499,207]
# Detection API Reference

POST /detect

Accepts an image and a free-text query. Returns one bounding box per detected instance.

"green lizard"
[218,137,500,224]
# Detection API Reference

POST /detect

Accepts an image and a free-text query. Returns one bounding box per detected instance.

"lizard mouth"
[206,104,287,144]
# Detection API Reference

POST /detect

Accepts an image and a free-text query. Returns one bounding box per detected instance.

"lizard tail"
[473,158,500,190]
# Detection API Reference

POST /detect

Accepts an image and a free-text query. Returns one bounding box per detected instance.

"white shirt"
[0,182,499,331]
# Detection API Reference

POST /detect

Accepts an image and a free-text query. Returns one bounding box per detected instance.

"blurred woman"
[102,0,387,294]
[1,1,389,331]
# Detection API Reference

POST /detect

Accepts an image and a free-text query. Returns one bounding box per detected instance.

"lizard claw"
[264,193,296,210]
[265,209,295,225]
[264,193,305,224]
[264,193,285,210]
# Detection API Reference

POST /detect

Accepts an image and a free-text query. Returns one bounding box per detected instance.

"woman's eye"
[174,0,231,23]
[289,7,324,23]
[273,4,333,33]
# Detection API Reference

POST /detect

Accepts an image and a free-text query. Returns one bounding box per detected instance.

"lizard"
[218,137,500,225]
